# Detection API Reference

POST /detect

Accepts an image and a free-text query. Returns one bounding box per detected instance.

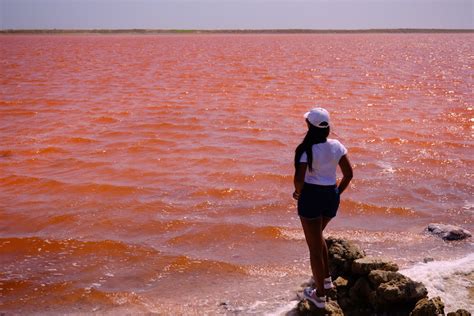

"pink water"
[0,33,473,314]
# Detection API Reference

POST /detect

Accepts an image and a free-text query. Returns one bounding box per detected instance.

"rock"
[352,257,399,275]
[326,237,365,277]
[447,310,472,316]
[423,257,434,263]
[294,237,466,316]
[427,223,472,241]
[368,270,405,288]
[333,276,348,288]
[349,277,374,305]
[296,299,344,316]
[410,296,444,316]
[332,277,351,310]
[376,277,428,305]
[326,287,338,301]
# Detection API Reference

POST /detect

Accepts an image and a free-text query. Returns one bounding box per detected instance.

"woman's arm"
[293,163,307,200]
[337,155,353,194]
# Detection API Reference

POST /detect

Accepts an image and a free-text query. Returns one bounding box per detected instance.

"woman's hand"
[337,155,353,194]
[293,191,300,200]
[293,162,307,200]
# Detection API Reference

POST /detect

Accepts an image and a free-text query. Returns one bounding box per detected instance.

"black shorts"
[297,182,340,219]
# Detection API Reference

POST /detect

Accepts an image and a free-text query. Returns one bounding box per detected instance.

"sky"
[1,0,473,30]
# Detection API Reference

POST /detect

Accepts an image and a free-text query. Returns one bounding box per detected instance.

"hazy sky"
[1,0,473,30]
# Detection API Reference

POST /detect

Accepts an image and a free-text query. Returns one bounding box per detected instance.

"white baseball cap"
[304,107,330,128]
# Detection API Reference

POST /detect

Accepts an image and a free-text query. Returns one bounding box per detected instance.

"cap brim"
[303,112,310,119]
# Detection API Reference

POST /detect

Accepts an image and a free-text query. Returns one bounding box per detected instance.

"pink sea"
[0,33,473,314]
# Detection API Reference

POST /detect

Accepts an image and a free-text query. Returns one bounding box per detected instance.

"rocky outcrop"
[447,309,472,316]
[292,237,466,316]
[296,299,344,316]
[352,257,399,275]
[368,270,403,287]
[410,297,444,315]
[375,276,428,310]
[427,223,472,240]
[326,237,365,277]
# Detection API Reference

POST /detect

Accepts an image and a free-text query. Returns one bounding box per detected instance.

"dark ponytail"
[294,121,330,172]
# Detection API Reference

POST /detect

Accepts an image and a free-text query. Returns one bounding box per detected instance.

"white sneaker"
[308,276,334,290]
[303,287,326,308]
[324,276,334,289]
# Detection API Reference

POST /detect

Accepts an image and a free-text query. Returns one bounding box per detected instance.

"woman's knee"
[308,235,325,252]
[301,217,324,248]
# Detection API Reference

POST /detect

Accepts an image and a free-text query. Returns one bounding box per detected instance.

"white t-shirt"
[299,138,348,185]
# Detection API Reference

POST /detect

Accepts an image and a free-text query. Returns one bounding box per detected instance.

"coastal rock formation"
[292,237,466,316]
[447,309,472,316]
[368,270,403,287]
[326,237,365,277]
[296,299,344,316]
[427,223,472,240]
[352,257,399,275]
[375,275,427,304]
[410,297,444,315]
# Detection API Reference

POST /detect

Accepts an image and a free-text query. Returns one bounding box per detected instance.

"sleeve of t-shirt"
[338,141,348,159]
[299,151,308,163]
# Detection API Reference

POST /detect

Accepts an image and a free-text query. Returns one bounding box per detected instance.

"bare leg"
[300,217,326,297]
[321,217,332,279]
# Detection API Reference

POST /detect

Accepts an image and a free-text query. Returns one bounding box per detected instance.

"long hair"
[294,120,330,172]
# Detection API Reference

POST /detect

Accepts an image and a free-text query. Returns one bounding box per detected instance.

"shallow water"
[0,33,473,314]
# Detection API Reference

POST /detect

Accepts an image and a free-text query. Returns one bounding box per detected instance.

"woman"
[293,107,353,308]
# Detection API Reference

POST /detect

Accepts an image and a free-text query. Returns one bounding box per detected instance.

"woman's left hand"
[292,191,300,200]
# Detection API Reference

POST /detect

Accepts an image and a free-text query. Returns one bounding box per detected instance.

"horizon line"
[1,28,473,34]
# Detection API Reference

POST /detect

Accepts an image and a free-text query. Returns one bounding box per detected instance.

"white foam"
[248,254,474,315]
[400,253,474,313]
[264,300,299,316]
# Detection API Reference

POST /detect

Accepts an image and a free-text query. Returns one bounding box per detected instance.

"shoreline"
[286,237,473,315]
[1,28,473,35]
